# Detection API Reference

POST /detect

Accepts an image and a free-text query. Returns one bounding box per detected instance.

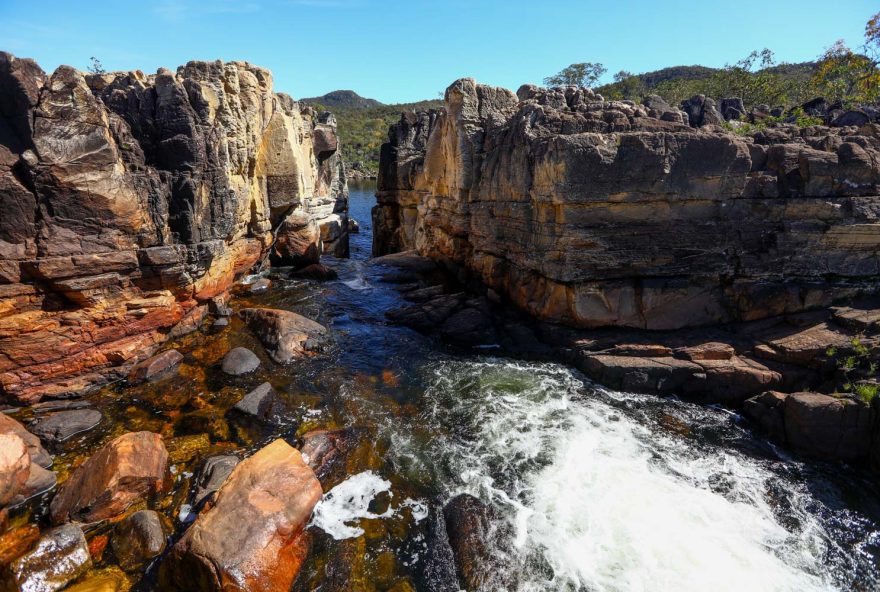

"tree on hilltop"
[544,62,607,88]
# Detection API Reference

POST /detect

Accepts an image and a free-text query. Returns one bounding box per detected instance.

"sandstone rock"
[273,211,321,267]
[577,353,703,395]
[189,455,239,509]
[0,413,53,469]
[232,382,281,422]
[743,390,788,441]
[50,431,168,524]
[2,524,91,592]
[111,510,167,571]
[443,494,503,591]
[783,392,874,461]
[300,429,356,485]
[0,54,348,403]
[374,78,880,331]
[29,409,102,444]
[159,439,322,592]
[221,347,261,375]
[0,524,40,565]
[127,350,184,384]
[290,263,338,281]
[239,307,328,363]
[0,433,29,507]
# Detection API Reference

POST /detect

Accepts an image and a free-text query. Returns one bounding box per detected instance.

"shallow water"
[16,181,880,591]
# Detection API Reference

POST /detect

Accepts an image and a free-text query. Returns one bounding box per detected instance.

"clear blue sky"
[0,0,875,104]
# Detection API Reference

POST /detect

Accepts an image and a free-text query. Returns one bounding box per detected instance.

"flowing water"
[22,181,880,591]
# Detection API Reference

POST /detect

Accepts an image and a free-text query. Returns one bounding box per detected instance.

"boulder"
[221,347,261,375]
[783,392,874,461]
[159,439,322,592]
[189,455,239,509]
[239,308,328,363]
[443,494,497,591]
[0,433,30,507]
[2,524,91,592]
[831,110,869,128]
[0,413,52,468]
[127,350,184,384]
[111,510,167,571]
[300,429,356,485]
[421,507,460,592]
[64,567,130,591]
[290,263,338,281]
[743,390,787,441]
[273,211,321,267]
[49,431,168,524]
[232,382,281,422]
[29,409,102,443]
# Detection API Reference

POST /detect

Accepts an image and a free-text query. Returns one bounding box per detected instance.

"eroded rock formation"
[0,53,348,403]
[374,79,880,331]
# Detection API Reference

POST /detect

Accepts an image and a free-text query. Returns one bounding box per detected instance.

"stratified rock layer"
[0,53,348,403]
[374,79,880,330]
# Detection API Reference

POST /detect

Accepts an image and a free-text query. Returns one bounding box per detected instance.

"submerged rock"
[221,347,261,375]
[50,431,168,524]
[189,454,239,510]
[239,308,328,363]
[111,510,167,571]
[232,382,281,423]
[291,263,338,281]
[421,507,460,592]
[127,350,184,384]
[160,439,322,592]
[29,409,102,444]
[443,494,495,591]
[2,524,91,592]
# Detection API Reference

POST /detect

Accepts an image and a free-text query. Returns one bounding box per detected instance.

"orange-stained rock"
[159,439,322,591]
[0,523,40,565]
[0,433,30,507]
[50,432,168,524]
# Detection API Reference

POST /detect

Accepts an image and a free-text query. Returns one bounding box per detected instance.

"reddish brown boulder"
[273,211,321,268]
[0,413,51,468]
[0,433,30,507]
[159,439,322,592]
[49,431,168,524]
[127,349,184,384]
[2,524,92,591]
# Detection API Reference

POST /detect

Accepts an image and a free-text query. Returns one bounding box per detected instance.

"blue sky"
[0,0,875,104]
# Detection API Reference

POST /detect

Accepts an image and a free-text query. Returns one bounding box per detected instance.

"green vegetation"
[305,98,443,176]
[597,50,817,107]
[544,62,608,88]
[827,337,879,404]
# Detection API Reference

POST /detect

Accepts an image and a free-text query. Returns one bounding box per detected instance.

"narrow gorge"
[0,49,879,592]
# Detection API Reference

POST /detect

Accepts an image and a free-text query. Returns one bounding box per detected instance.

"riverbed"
[19,181,880,591]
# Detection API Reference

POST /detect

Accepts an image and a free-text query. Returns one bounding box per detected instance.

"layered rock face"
[374,79,880,331]
[0,53,348,403]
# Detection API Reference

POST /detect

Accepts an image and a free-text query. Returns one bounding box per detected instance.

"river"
[55,181,880,591]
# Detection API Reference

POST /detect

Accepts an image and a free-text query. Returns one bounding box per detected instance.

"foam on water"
[311,471,393,539]
[401,359,869,592]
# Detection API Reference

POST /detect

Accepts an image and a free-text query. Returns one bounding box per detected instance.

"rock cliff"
[0,53,348,403]
[374,79,880,331]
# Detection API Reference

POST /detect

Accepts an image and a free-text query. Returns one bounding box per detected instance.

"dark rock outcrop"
[0,53,348,404]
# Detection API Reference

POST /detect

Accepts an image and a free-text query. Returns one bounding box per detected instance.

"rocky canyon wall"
[374,79,880,331]
[0,53,348,403]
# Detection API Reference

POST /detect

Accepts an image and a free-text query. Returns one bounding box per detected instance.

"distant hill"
[305,97,444,178]
[597,61,819,105]
[302,90,383,110]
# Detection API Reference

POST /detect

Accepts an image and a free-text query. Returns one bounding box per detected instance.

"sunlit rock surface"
[374,78,880,330]
[0,53,348,403]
